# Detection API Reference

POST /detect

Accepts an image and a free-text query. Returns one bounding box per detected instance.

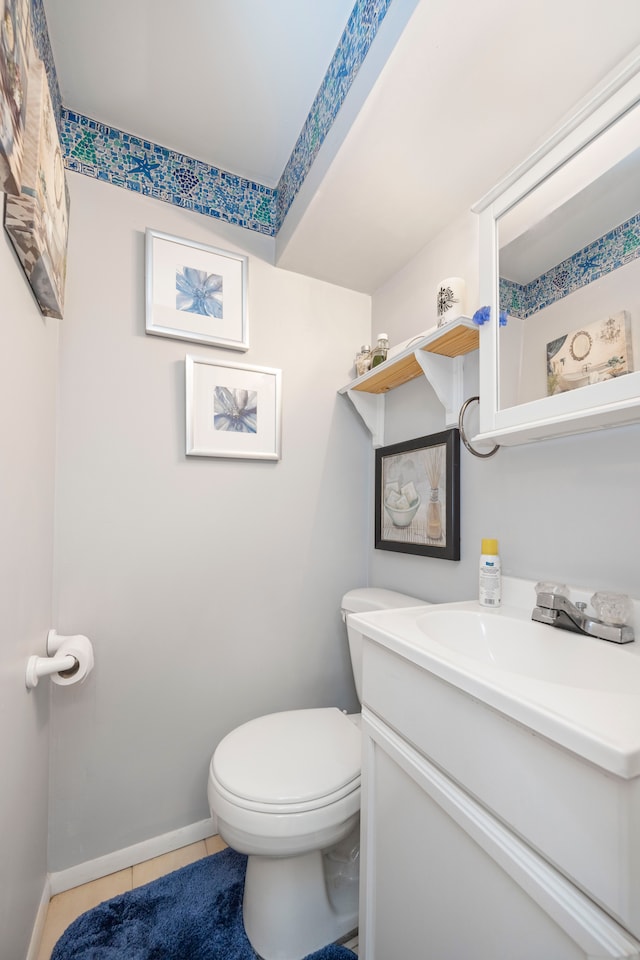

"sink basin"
[416,608,640,693]
[351,581,640,778]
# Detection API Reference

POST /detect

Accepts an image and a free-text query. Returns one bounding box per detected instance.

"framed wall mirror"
[473,48,640,445]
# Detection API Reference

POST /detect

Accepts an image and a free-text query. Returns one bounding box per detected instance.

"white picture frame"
[185,355,282,460]
[145,229,249,351]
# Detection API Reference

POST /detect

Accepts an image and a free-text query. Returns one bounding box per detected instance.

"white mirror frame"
[472,46,640,446]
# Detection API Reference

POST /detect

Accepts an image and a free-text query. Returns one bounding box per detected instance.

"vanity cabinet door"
[359,710,640,960]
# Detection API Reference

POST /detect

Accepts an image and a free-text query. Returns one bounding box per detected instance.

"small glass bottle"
[355,345,372,377]
[371,333,389,367]
[426,486,442,541]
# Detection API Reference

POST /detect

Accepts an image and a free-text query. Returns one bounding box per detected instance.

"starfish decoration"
[580,255,599,276]
[128,152,160,182]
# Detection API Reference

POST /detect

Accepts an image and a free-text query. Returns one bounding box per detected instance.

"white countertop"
[352,578,640,779]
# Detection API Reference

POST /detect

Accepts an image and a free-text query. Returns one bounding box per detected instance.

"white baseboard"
[26,876,52,960]
[49,817,216,895]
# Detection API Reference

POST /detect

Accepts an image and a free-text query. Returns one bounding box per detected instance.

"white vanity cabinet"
[472,49,640,446]
[357,629,640,960]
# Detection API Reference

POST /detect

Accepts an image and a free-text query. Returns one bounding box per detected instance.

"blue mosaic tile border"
[27,0,392,239]
[30,0,62,133]
[276,0,393,229]
[27,0,640,293]
[60,111,278,234]
[499,278,527,319]
[500,211,640,319]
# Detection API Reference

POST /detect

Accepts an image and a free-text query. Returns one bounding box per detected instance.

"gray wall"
[370,212,640,603]
[4,89,638,960]
[49,175,371,871]
[0,233,58,956]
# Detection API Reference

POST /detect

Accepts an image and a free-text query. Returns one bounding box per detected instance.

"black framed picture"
[375,428,460,560]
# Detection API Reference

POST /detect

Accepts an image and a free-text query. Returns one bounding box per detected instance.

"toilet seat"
[212,707,361,813]
[210,769,360,815]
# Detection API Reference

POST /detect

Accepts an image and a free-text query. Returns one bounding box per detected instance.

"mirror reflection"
[497,100,640,412]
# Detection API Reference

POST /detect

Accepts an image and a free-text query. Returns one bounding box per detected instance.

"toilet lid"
[212,708,361,806]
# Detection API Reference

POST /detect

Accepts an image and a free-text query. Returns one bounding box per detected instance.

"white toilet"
[207,587,429,960]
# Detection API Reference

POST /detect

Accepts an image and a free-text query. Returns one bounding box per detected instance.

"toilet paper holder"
[25,630,87,690]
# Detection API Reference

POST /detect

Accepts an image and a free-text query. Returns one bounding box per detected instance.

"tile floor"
[36,835,358,958]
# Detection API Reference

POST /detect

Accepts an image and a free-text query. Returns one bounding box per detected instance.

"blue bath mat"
[51,847,357,960]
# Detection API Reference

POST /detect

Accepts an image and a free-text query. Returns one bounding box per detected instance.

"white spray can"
[479,538,501,607]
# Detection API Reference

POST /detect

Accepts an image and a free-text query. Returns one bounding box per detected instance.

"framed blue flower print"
[145,229,249,350]
[185,355,282,460]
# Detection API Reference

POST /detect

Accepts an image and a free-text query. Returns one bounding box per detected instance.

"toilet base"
[242,826,359,960]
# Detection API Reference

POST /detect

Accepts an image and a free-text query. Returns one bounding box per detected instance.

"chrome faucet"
[532,591,634,644]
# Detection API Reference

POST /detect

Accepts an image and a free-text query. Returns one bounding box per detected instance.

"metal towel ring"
[458,396,500,459]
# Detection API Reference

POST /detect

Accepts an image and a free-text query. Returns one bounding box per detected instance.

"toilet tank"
[341,588,430,703]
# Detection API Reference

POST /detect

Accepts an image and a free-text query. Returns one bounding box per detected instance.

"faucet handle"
[535,581,568,598]
[575,601,587,612]
[591,591,632,626]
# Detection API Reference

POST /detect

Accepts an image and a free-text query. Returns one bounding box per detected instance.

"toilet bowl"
[207,588,429,960]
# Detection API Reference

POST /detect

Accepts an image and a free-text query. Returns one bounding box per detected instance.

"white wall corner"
[25,877,52,960]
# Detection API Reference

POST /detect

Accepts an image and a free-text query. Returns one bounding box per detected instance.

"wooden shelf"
[348,320,478,395]
[339,317,479,446]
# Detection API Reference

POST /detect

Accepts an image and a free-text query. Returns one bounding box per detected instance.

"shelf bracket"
[345,389,385,447]
[339,318,479,445]
[414,350,465,425]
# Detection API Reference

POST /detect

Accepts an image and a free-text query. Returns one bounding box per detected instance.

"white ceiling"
[43,0,355,187]
[44,0,640,294]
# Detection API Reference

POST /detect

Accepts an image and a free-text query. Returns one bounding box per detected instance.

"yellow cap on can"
[481,538,498,555]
